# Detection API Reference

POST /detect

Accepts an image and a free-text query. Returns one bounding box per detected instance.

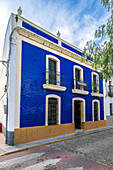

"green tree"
[83,0,113,82]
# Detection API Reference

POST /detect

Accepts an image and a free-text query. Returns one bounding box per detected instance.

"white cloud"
[0,0,110,59]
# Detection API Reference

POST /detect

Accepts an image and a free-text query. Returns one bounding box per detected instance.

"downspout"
[5,26,20,144]
[5,60,9,144]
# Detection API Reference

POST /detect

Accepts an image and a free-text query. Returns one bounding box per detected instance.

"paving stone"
[49,129,113,167]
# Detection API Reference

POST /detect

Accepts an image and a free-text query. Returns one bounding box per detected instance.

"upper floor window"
[43,55,66,91]
[108,81,113,97]
[91,72,103,97]
[75,68,81,89]
[73,66,87,90]
[49,59,57,85]
[110,103,113,115]
[92,72,99,93]
[46,55,60,86]
[72,65,88,95]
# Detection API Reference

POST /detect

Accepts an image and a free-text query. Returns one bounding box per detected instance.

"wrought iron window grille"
[73,79,87,90]
[45,70,65,86]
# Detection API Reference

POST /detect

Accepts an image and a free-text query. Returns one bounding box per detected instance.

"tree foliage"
[83,0,113,82]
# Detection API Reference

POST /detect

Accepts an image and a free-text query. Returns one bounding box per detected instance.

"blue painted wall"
[20,41,104,128]
[62,42,82,56]
[22,21,94,62]
[22,22,58,44]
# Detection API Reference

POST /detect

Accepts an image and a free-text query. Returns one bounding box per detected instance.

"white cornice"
[16,27,92,67]
[17,14,83,53]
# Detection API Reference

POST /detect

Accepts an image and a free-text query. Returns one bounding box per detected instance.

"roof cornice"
[16,27,92,67]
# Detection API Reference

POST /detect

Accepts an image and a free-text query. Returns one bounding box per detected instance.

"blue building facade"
[0,13,106,145]
[20,40,104,128]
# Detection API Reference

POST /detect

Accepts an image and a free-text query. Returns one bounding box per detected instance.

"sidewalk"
[0,133,7,155]
[0,125,113,156]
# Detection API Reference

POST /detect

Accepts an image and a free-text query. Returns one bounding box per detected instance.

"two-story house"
[0,9,106,145]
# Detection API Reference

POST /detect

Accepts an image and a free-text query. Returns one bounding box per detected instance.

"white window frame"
[46,55,60,86]
[92,99,100,121]
[43,55,66,91]
[73,65,83,89]
[92,72,99,92]
[45,94,61,126]
[72,97,85,123]
[72,65,89,95]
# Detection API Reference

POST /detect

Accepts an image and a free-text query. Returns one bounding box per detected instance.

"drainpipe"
[5,60,9,144]
[4,27,19,144]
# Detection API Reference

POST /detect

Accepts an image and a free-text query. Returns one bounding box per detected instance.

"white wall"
[0,64,7,128]
[105,78,113,116]
[0,13,22,132]
[7,37,16,131]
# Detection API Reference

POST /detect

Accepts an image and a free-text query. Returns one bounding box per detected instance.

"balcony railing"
[108,85,113,97]
[45,70,65,86]
[73,79,87,90]
[92,84,103,94]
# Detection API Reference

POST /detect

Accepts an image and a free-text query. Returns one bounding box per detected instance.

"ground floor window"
[46,94,61,126]
[93,100,100,121]
[48,98,58,125]
[110,103,113,115]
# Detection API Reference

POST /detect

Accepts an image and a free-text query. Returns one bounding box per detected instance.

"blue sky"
[0,0,110,59]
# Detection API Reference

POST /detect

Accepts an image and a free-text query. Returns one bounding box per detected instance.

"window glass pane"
[75,69,80,89]
[93,75,97,92]
[110,103,113,115]
[49,59,56,85]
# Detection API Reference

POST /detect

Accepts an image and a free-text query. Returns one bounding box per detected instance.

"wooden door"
[74,101,81,129]
[94,102,98,121]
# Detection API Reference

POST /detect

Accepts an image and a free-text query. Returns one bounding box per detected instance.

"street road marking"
[0,152,45,168]
[21,158,61,170]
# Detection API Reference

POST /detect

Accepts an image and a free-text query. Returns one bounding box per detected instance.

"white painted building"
[105,79,113,116]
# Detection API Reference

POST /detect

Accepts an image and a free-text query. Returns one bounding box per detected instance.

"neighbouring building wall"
[105,78,113,116]
[0,64,7,136]
[0,13,22,144]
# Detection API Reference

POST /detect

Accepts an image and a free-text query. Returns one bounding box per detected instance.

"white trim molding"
[92,99,100,121]
[91,92,104,97]
[45,94,61,126]
[72,97,85,124]
[17,27,94,69]
[72,89,89,95]
[43,84,66,91]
